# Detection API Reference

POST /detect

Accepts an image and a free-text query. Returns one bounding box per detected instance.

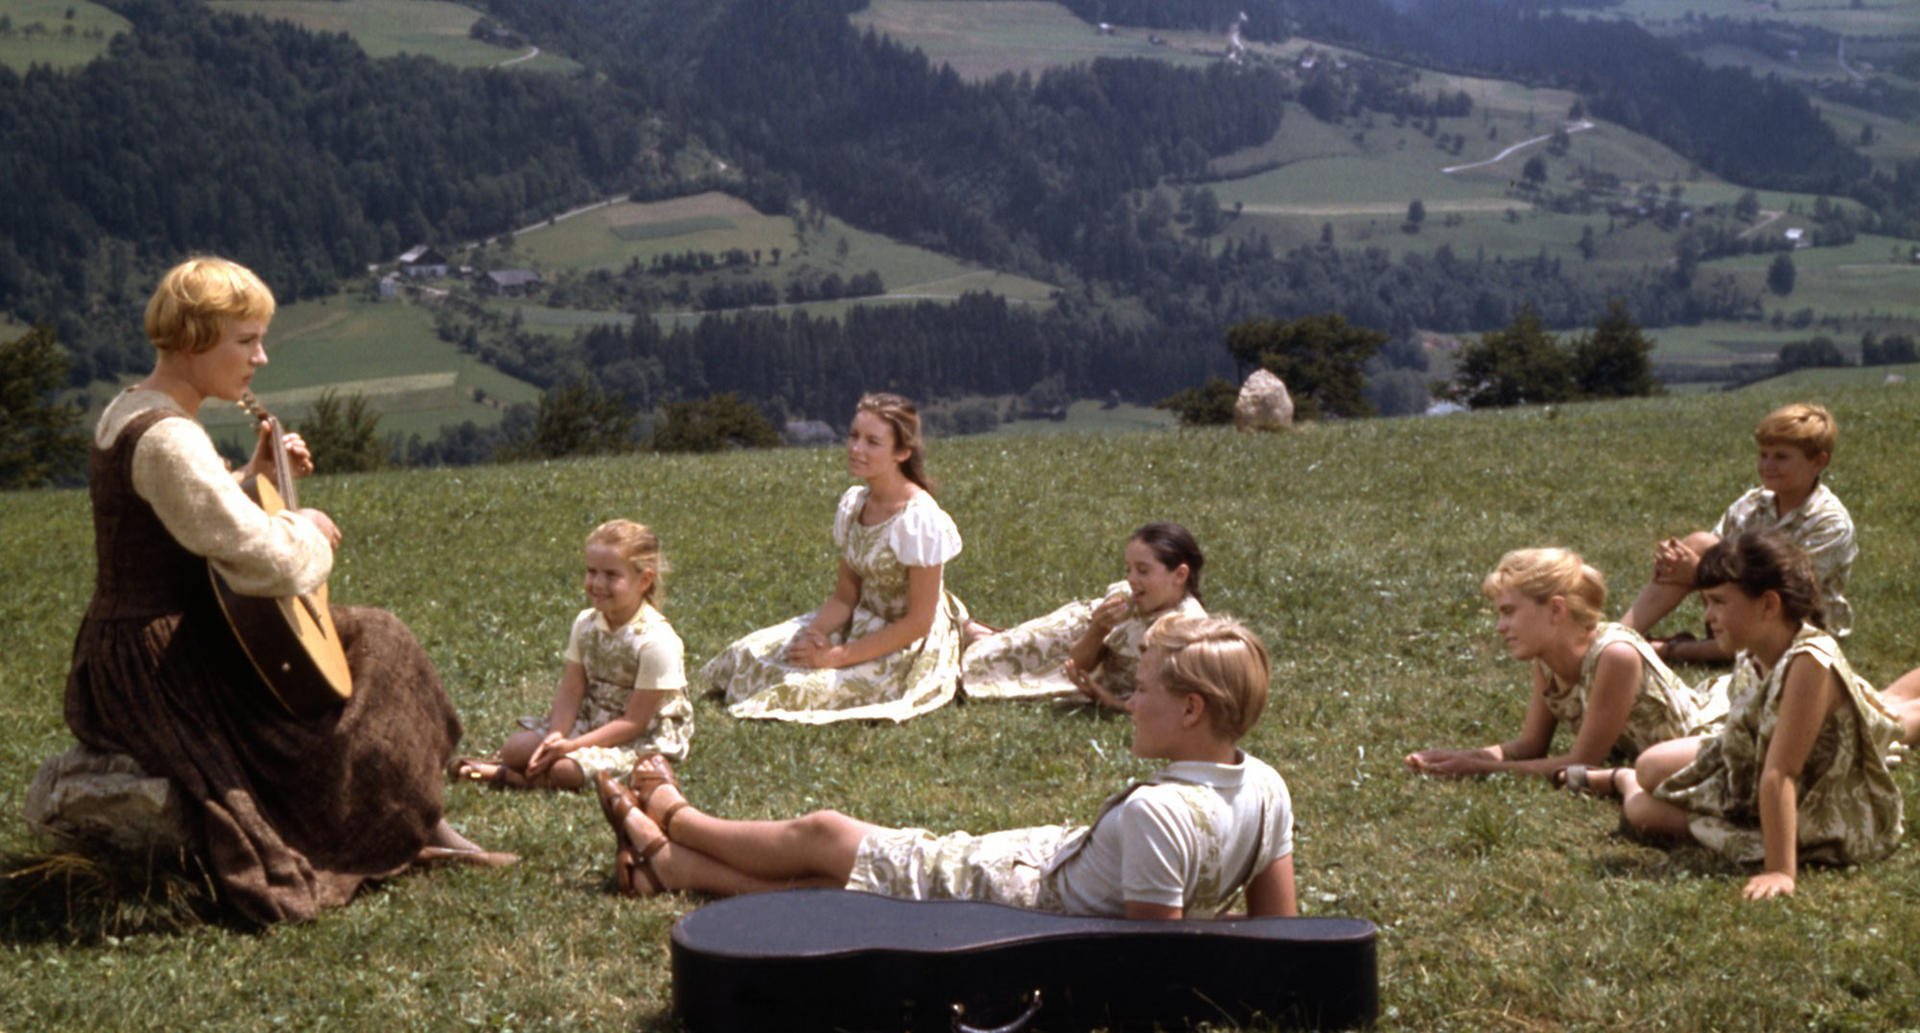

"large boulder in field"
[1233,369,1294,432]
[24,744,190,852]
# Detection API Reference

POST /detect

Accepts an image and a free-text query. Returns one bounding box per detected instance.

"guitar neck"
[240,392,298,509]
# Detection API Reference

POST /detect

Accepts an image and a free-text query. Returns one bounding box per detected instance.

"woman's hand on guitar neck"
[295,508,342,549]
[240,422,317,484]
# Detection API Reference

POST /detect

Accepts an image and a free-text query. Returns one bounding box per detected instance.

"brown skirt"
[65,599,461,924]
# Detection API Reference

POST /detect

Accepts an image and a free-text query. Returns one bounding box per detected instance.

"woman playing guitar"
[63,257,511,925]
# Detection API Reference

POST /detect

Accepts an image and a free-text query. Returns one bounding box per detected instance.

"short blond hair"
[1754,402,1835,459]
[587,519,668,607]
[145,257,276,355]
[1481,547,1606,629]
[1142,614,1270,741]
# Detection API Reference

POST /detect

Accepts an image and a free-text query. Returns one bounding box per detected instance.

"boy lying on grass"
[598,614,1297,920]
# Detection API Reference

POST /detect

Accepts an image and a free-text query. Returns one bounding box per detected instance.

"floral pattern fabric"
[702,486,969,724]
[1653,625,1902,866]
[517,603,694,783]
[1714,483,1856,635]
[960,582,1207,701]
[1537,622,1724,758]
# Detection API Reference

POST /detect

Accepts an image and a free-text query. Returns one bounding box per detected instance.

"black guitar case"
[670,889,1377,1032]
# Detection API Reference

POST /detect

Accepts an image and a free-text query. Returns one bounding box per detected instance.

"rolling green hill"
[5,385,1920,1029]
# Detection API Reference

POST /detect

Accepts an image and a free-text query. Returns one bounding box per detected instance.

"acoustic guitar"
[209,393,354,717]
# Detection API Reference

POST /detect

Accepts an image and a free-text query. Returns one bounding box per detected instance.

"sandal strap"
[658,800,689,839]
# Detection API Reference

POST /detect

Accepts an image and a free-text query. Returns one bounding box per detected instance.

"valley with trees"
[4,0,1920,483]
[6,3,1920,1030]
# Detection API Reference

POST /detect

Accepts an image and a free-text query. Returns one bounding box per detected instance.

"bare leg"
[1617,736,1706,839]
[640,779,875,884]
[619,807,851,896]
[472,730,587,790]
[1880,667,1920,746]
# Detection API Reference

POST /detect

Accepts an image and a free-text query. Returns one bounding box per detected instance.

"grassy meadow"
[0,0,126,70]
[188,295,543,449]
[205,0,578,71]
[6,384,1920,1030]
[508,192,1058,311]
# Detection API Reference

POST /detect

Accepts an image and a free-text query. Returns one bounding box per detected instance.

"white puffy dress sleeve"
[888,494,963,568]
[129,414,333,597]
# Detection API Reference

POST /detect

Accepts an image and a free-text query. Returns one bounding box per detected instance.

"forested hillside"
[0,0,689,383]
[3,0,1916,471]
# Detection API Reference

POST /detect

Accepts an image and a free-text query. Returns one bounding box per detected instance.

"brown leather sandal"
[630,755,689,837]
[615,837,669,898]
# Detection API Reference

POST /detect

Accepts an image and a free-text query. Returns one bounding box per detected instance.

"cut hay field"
[0,0,126,70]
[205,0,578,71]
[850,0,1210,80]
[1602,0,1920,37]
[509,191,1058,313]
[5,385,1920,1030]
[189,295,542,447]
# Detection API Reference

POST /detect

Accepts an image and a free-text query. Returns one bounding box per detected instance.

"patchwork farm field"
[0,0,126,70]
[6,386,1920,1030]
[850,0,1211,80]
[509,191,1058,311]
[205,0,578,70]
[192,295,543,447]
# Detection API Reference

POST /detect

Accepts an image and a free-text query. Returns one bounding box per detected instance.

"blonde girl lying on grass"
[1405,547,1721,781]
[1569,532,1903,901]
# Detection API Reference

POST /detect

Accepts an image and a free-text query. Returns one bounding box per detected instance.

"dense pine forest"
[4,0,1918,476]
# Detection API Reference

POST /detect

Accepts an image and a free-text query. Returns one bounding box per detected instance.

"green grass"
[849,0,1210,81]
[1601,0,1920,37]
[7,386,1920,1029]
[507,192,1058,324]
[205,0,579,71]
[186,295,543,447]
[0,0,127,71]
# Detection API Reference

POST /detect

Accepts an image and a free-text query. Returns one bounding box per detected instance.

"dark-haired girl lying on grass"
[1567,532,1904,901]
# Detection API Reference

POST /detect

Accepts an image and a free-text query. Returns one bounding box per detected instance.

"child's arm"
[1404,666,1559,777]
[553,688,672,754]
[1243,855,1298,917]
[792,562,941,669]
[1066,592,1131,678]
[526,661,588,775]
[1746,654,1842,900]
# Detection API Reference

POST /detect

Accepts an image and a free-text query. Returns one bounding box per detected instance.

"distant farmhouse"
[397,245,450,278]
[481,269,541,296]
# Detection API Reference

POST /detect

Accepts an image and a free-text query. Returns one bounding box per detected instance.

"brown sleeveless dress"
[64,408,462,924]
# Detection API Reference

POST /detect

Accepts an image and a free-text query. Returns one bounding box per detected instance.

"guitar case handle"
[950,989,1041,1033]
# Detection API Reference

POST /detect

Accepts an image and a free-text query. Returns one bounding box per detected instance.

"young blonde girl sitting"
[1576,532,1902,900]
[1404,547,1719,781]
[597,615,1296,920]
[453,520,693,790]
[961,522,1207,709]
